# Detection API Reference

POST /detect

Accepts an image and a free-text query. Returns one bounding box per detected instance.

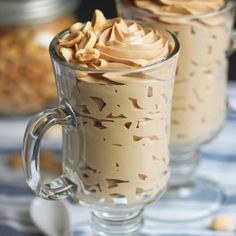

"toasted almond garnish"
[58,31,84,47]
[210,216,233,231]
[70,22,84,33]
[82,21,92,34]
[84,31,97,49]
[76,70,88,78]
[77,30,97,50]
[76,48,100,63]
[92,9,107,30]
[77,36,88,50]
[60,47,73,62]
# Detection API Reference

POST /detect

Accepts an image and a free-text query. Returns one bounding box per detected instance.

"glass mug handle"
[22,101,78,200]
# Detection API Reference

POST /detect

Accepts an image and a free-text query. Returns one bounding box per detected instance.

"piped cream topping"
[133,0,225,16]
[57,10,172,70]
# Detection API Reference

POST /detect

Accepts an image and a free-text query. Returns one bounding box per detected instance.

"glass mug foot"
[73,209,145,235]
[145,177,223,222]
[74,228,156,236]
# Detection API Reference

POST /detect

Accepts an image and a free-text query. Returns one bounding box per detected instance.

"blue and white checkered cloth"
[0,86,235,236]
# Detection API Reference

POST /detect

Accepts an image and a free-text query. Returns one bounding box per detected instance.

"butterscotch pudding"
[55,10,179,205]
[118,0,235,148]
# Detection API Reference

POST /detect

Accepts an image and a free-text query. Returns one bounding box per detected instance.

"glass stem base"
[145,177,223,222]
[90,209,143,235]
[169,148,199,186]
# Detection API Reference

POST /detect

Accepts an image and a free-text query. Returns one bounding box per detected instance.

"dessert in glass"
[116,0,236,221]
[22,10,180,235]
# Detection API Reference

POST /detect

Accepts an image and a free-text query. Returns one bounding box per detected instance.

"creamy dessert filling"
[56,10,176,204]
[122,0,233,148]
[133,0,225,16]
[58,9,171,69]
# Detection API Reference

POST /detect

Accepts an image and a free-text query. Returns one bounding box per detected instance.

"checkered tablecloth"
[0,85,235,236]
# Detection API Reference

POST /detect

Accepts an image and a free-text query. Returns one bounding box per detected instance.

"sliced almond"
[75,43,80,51]
[70,22,84,33]
[77,36,88,50]
[77,30,97,50]
[58,31,84,47]
[210,216,233,231]
[92,9,107,30]
[60,47,73,62]
[76,48,100,63]
[82,21,92,34]
[84,31,97,49]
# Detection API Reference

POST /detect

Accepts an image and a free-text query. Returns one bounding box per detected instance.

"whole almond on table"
[210,216,233,231]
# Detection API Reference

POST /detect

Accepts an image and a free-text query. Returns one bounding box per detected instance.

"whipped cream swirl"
[134,0,225,16]
[57,10,172,70]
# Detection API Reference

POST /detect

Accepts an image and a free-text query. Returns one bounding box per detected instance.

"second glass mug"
[116,0,236,221]
[22,27,180,235]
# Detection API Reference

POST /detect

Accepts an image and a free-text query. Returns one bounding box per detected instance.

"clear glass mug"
[116,0,236,221]
[22,28,180,235]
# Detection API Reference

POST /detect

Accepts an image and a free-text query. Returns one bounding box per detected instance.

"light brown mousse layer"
[127,0,233,147]
[57,10,176,205]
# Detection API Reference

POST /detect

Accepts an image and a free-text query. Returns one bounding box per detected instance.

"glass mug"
[116,0,236,221]
[22,27,180,235]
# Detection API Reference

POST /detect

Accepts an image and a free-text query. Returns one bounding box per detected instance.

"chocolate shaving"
[138,174,148,180]
[129,97,143,110]
[147,87,153,97]
[82,173,89,178]
[81,165,97,173]
[133,135,158,142]
[93,120,107,129]
[124,122,132,129]
[133,136,143,142]
[84,183,101,193]
[106,113,127,119]
[110,193,125,198]
[90,96,106,111]
[78,105,91,114]
[106,179,129,188]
